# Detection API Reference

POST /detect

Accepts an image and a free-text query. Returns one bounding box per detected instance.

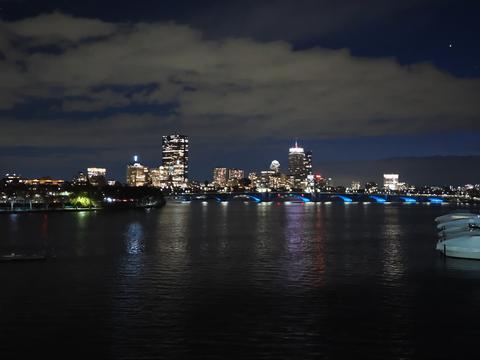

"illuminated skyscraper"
[288,142,308,189]
[126,156,149,187]
[162,134,189,188]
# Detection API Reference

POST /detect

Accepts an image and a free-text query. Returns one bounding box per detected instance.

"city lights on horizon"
[1,135,480,196]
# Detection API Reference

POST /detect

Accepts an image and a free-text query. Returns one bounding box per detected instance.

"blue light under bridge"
[369,195,386,203]
[335,195,353,203]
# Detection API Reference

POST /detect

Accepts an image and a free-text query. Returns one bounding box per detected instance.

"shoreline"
[0,204,165,215]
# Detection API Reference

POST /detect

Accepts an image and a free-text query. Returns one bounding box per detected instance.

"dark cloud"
[0,12,479,144]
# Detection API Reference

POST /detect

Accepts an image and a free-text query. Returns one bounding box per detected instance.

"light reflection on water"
[1,203,480,359]
[125,222,144,255]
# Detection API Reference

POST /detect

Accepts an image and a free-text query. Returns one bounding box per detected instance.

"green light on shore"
[72,196,94,208]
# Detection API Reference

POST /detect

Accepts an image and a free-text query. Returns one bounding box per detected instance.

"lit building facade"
[24,177,65,186]
[150,166,169,188]
[351,181,361,192]
[162,134,189,188]
[2,174,24,185]
[87,167,107,186]
[383,174,399,191]
[228,168,244,181]
[304,150,313,176]
[213,168,228,187]
[288,142,310,190]
[126,156,149,187]
[73,171,88,186]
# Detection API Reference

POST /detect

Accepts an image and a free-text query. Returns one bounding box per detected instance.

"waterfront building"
[162,134,189,188]
[351,181,361,192]
[259,170,276,191]
[383,174,399,191]
[365,181,378,193]
[126,156,149,187]
[213,168,228,188]
[228,168,244,181]
[87,167,107,186]
[73,171,88,186]
[24,177,65,186]
[212,168,245,189]
[150,166,169,188]
[1,173,24,186]
[227,168,244,188]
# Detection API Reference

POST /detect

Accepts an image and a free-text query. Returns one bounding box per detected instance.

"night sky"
[0,0,479,184]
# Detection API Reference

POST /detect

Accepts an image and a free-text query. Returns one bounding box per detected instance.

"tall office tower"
[162,134,189,188]
[288,142,307,189]
[126,156,149,187]
[213,167,228,187]
[383,174,399,191]
[87,167,107,186]
[304,150,313,176]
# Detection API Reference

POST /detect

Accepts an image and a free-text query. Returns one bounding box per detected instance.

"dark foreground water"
[1,202,480,359]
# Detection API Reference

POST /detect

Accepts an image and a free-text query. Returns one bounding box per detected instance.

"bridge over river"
[168,192,459,204]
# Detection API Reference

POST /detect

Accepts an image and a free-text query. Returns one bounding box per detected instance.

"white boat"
[435,212,476,224]
[436,235,480,260]
[435,211,480,259]
[436,216,480,230]
[439,227,480,240]
[0,253,47,262]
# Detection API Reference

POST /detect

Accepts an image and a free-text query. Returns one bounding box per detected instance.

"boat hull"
[436,236,480,260]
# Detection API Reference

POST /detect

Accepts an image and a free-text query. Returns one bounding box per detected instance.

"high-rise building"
[383,174,399,191]
[126,156,149,187]
[288,142,308,189]
[227,168,244,188]
[213,167,228,187]
[162,134,189,188]
[228,168,244,180]
[87,167,107,186]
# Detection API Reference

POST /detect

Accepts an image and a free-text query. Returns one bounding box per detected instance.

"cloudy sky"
[0,0,479,182]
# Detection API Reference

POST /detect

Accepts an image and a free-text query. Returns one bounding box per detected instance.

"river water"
[1,202,480,359]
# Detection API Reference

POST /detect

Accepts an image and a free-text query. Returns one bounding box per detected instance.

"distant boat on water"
[0,253,47,262]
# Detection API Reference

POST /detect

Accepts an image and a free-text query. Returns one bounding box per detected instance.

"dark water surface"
[1,202,480,359]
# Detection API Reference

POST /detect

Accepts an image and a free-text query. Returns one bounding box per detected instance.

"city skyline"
[0,1,479,184]
[2,135,480,188]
